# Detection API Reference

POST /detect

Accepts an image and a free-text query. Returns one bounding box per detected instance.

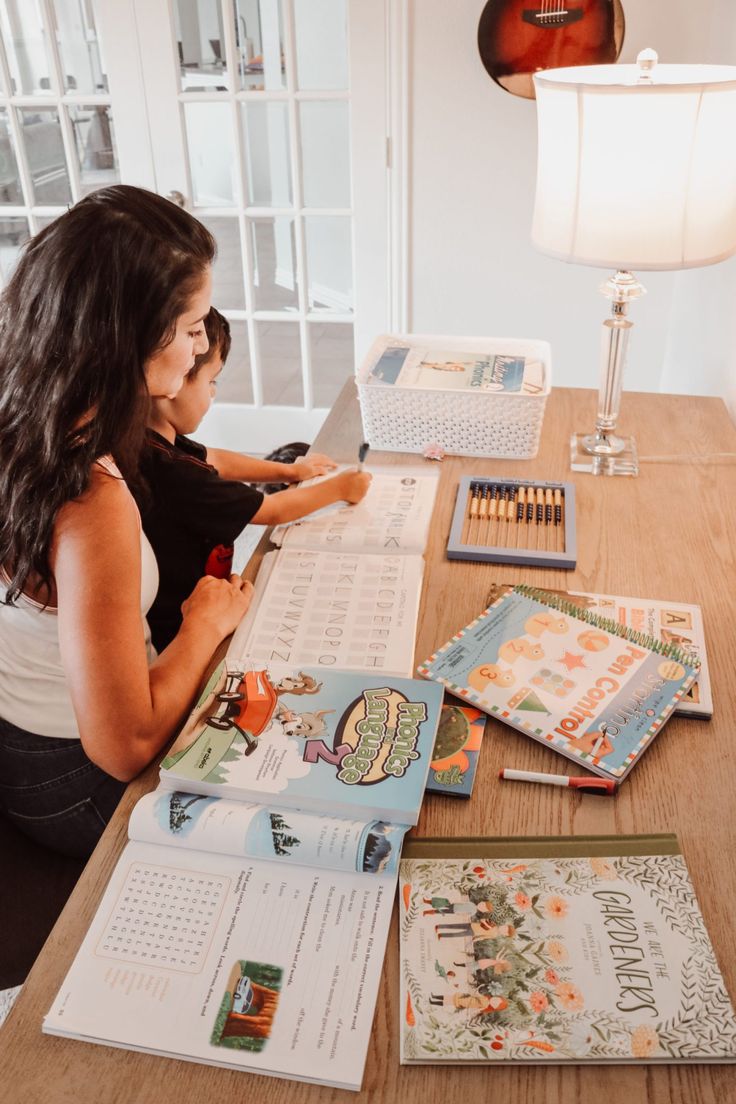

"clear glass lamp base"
[570,431,639,476]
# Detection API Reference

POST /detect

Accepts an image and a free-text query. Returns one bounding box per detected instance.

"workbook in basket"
[417,585,700,783]
[356,333,551,458]
[399,835,736,1065]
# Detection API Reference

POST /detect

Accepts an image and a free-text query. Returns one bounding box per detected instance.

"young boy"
[141,308,371,651]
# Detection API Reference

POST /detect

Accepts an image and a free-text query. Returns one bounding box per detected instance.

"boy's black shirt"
[139,430,264,652]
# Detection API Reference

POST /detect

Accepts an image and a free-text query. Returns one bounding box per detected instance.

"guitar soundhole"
[478,0,625,100]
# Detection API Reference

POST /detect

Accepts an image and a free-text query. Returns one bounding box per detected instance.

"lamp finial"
[636,48,658,83]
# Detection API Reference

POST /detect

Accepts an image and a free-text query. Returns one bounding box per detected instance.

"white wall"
[403,0,736,404]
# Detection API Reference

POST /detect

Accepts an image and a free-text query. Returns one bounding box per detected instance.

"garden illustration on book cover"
[399,853,736,1062]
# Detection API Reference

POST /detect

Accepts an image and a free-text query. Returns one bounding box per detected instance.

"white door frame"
[98,0,396,452]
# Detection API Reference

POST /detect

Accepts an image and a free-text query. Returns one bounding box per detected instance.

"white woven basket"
[356,334,551,459]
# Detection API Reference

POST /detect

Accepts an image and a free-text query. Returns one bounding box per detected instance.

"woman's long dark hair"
[0,184,215,603]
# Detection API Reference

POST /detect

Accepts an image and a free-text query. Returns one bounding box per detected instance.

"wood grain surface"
[2,385,735,1104]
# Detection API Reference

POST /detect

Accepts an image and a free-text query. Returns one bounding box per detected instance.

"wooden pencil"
[507,485,517,547]
[498,485,509,546]
[478,483,489,544]
[545,487,554,552]
[535,487,544,552]
[468,481,480,544]
[525,483,535,549]
[515,485,526,549]
[554,487,564,553]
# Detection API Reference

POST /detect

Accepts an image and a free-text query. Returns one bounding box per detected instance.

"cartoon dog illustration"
[273,704,335,741]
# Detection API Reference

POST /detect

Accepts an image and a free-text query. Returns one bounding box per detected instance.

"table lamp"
[532,50,736,475]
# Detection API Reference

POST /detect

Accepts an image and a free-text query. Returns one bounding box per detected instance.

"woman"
[0,185,252,858]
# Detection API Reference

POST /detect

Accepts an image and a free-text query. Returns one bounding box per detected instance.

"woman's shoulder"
[54,460,138,546]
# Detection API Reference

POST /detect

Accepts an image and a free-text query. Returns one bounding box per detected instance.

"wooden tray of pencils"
[447,476,576,569]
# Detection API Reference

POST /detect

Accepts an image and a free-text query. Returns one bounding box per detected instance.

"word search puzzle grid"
[244,549,423,675]
[95,863,230,973]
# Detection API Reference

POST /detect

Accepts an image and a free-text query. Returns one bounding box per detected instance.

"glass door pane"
[173,0,228,92]
[0,0,53,95]
[234,0,285,91]
[51,0,109,93]
[0,0,122,287]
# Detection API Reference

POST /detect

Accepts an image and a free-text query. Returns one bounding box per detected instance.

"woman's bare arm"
[53,469,251,781]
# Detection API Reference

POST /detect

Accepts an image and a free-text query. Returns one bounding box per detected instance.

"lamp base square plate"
[570,433,639,477]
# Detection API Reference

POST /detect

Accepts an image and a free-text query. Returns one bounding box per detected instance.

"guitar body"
[478,0,625,99]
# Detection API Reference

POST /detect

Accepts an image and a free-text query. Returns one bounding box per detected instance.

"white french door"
[94,0,390,452]
[0,1,119,276]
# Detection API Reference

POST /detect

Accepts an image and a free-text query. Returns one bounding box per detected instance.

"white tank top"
[0,457,159,740]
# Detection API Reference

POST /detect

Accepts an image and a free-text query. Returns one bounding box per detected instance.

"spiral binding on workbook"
[512,584,701,670]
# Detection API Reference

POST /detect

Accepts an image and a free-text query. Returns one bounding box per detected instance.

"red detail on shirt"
[205,543,234,578]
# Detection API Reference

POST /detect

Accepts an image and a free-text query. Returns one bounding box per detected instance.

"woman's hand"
[288,452,338,481]
[181,574,253,639]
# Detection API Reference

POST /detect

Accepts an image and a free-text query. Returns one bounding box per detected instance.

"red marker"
[499,767,616,796]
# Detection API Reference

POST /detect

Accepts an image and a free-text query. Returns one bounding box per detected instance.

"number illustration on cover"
[477,0,625,100]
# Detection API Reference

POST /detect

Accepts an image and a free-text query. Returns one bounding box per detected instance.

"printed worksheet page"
[45,840,395,1091]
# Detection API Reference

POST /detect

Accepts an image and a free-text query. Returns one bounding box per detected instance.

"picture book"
[417,585,700,783]
[160,661,444,825]
[362,334,546,395]
[425,703,486,798]
[228,546,424,678]
[271,465,440,555]
[487,583,711,719]
[44,788,401,1091]
[399,835,736,1065]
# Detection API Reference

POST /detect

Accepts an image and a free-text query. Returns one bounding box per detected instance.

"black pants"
[0,717,125,858]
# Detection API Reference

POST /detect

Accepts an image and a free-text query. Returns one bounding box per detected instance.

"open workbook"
[230,467,440,677]
[271,464,440,554]
[399,835,736,1065]
[43,787,405,1091]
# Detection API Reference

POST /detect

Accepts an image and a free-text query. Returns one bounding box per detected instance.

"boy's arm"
[206,447,337,484]
[252,470,371,525]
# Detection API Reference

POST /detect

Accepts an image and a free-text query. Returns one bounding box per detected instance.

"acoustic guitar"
[478,0,625,99]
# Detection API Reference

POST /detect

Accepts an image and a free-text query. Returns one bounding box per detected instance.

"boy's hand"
[181,575,253,639]
[288,453,338,482]
[335,470,372,504]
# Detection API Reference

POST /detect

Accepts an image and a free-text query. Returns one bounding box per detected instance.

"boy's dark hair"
[0,184,216,604]
[191,307,231,376]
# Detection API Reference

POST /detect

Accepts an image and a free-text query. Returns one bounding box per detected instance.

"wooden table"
[3,385,736,1104]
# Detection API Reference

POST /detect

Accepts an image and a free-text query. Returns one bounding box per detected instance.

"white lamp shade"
[532,62,736,270]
